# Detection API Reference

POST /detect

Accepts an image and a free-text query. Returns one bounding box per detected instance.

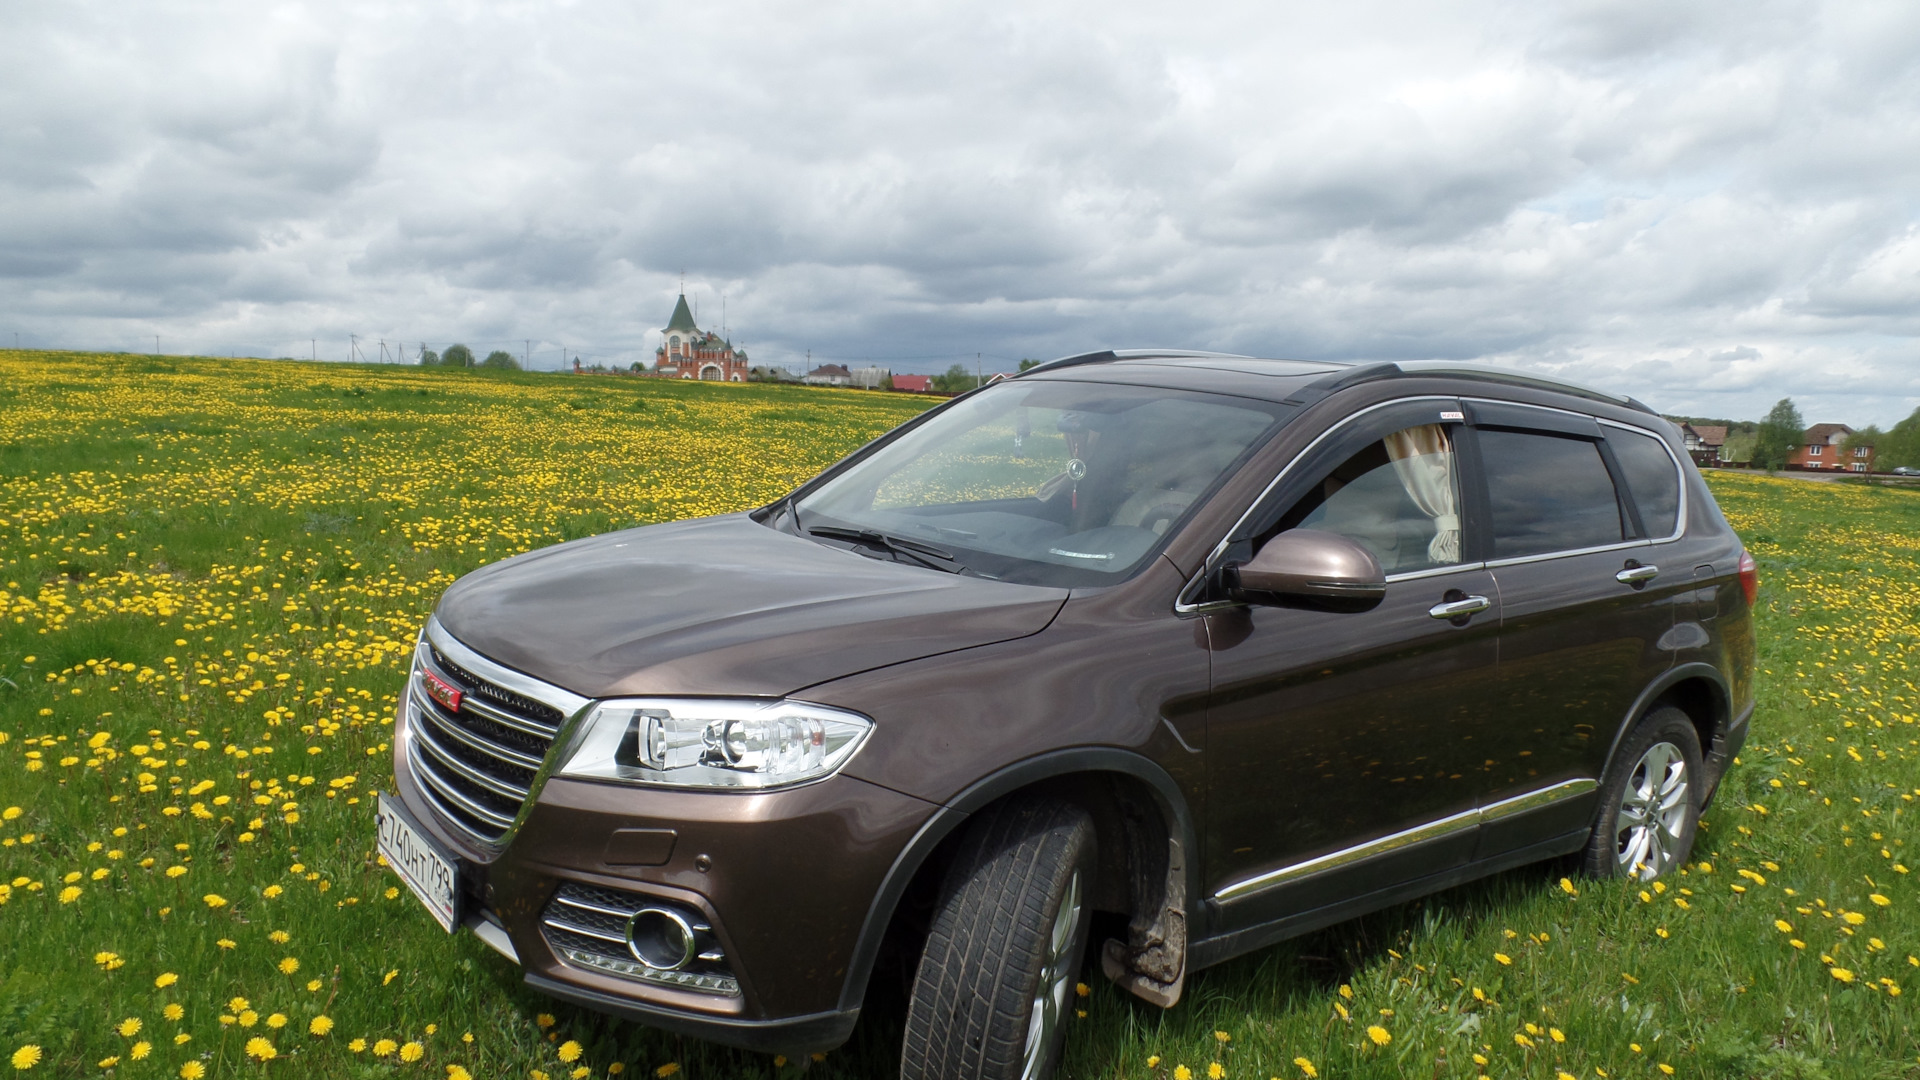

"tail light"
[1737,550,1758,606]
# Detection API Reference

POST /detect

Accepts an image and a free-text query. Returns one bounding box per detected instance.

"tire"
[1582,705,1704,880]
[901,797,1095,1080]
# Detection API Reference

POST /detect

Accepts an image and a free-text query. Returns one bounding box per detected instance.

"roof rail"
[1015,350,1119,377]
[1281,362,1402,409]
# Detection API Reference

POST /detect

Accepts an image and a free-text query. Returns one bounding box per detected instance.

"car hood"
[433,514,1069,700]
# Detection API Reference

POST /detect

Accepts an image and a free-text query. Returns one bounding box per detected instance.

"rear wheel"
[901,797,1095,1080]
[1583,706,1703,880]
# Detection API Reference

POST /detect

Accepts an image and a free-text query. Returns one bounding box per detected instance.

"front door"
[1203,399,1500,924]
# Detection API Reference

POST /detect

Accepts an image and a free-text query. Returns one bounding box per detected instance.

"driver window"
[1270,423,1463,574]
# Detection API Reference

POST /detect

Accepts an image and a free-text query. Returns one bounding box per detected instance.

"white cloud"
[1,0,1918,423]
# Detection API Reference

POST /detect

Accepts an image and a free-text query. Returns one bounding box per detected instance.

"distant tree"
[481,350,521,370]
[1019,358,1042,372]
[1719,431,1757,464]
[932,364,978,394]
[419,348,440,366]
[1753,398,1805,472]
[1879,406,1920,471]
[1840,426,1883,476]
[441,344,475,368]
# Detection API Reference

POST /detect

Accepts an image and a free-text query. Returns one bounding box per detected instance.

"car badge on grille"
[424,670,464,713]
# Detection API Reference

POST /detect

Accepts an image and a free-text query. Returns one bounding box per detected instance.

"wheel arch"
[1603,663,1730,784]
[834,748,1200,1014]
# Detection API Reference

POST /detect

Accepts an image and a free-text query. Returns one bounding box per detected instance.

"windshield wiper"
[808,526,966,574]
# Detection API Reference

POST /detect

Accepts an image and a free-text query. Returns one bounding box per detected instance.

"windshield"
[792,379,1290,586]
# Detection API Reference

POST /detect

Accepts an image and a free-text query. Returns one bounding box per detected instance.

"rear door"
[1468,402,1681,857]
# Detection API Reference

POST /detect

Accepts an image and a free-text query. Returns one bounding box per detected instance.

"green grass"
[2,351,1918,1078]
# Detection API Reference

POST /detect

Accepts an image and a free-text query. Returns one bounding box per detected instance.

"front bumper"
[392,689,938,1052]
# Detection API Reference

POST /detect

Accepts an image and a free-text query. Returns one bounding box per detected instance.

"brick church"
[654,293,748,381]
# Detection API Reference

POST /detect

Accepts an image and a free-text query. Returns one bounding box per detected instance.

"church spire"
[665,292,697,333]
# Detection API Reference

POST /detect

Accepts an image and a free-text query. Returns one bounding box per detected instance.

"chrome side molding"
[1214,778,1598,903]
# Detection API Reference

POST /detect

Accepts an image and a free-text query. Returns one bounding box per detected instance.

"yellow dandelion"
[1366,1025,1391,1046]
[244,1036,277,1061]
[1843,911,1866,926]
[216,939,236,950]
[117,1018,143,1037]
[1559,877,1578,896]
[129,1042,151,1061]
[279,957,300,975]
[400,1042,424,1062]
[1208,1064,1226,1080]
[349,1039,367,1053]
[11,1045,43,1070]
[1775,919,1794,933]
[1174,1066,1193,1080]
[384,969,399,986]
[154,972,178,988]
[1870,894,1892,907]
[179,1063,205,1079]
[1293,1058,1318,1079]
[98,1058,121,1069]
[263,885,284,899]
[1214,1030,1231,1043]
[449,1068,472,1080]
[268,930,290,944]
[1515,1033,1535,1048]
[656,1067,680,1079]
[163,1004,183,1021]
[373,1039,397,1057]
[310,1015,334,1036]
[558,1040,583,1063]
[1831,967,1856,983]
[57,886,81,904]
[202,894,227,908]
[536,1014,556,1029]
[1494,952,1512,965]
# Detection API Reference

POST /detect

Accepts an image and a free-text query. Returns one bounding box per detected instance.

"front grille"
[541,883,740,996]
[406,642,561,845]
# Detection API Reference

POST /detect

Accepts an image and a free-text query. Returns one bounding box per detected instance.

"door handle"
[1428,595,1491,620]
[1616,563,1660,586]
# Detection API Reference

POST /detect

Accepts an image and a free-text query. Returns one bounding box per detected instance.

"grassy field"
[1,351,1917,1079]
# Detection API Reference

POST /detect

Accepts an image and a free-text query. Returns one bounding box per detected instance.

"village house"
[1789,423,1873,472]
[654,293,748,381]
[804,364,853,387]
[891,374,933,393]
[1678,422,1727,466]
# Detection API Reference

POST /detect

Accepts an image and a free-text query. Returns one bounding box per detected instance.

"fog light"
[626,907,696,970]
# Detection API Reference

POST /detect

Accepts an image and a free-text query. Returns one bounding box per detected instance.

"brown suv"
[377,353,1757,1080]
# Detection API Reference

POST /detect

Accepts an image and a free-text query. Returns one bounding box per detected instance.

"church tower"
[654,292,748,381]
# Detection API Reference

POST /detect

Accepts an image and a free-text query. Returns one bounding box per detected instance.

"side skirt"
[1188,827,1590,971]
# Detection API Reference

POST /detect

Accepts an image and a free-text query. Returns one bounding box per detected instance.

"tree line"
[420,344,520,370]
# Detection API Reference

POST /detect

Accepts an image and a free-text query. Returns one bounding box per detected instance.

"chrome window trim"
[1481,537,1650,570]
[1173,395,1462,615]
[1213,777,1597,903]
[1596,417,1689,545]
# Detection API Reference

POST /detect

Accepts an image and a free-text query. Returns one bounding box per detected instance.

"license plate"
[376,792,461,932]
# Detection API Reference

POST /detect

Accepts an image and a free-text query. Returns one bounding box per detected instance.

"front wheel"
[1583,705,1704,880]
[901,797,1095,1080]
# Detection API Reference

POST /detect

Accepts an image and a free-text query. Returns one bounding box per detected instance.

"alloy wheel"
[1021,868,1083,1080]
[1613,740,1690,880]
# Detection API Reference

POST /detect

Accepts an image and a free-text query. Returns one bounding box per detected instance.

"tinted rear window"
[1479,429,1625,558]
[1607,427,1681,538]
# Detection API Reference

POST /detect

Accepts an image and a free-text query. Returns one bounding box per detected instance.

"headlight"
[557,698,873,790]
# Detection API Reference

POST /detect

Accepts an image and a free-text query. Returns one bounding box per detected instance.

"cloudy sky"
[5,0,1919,424]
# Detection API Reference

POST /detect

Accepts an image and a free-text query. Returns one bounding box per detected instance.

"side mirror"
[1231,529,1386,612]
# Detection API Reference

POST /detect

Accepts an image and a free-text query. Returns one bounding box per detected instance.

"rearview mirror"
[1231,529,1386,612]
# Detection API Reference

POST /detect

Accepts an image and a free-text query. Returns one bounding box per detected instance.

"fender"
[833,747,1200,1013]
[1601,661,1731,778]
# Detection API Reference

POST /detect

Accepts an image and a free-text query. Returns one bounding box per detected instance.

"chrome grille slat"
[407,738,519,830]
[405,624,574,846]
[542,915,629,945]
[555,894,643,919]
[410,716,533,801]
[409,682,546,771]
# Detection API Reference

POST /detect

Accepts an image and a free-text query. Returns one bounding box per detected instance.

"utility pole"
[525,339,531,369]
[977,352,982,389]
[312,339,316,361]
[155,334,160,354]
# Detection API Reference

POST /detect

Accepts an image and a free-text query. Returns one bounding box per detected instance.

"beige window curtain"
[1382,424,1460,564]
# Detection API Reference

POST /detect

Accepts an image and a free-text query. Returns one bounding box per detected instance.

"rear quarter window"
[1607,427,1682,538]
[1478,429,1625,558]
